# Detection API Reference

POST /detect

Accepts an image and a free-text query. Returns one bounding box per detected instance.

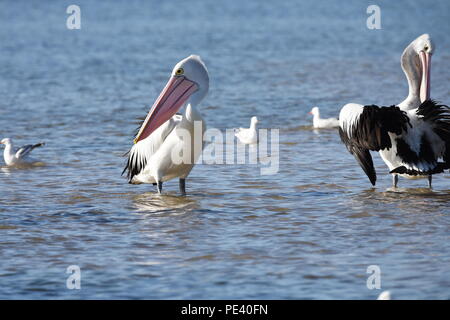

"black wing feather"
[339,105,410,186]
[122,112,183,182]
[16,142,45,158]
[339,127,377,185]
[416,100,450,168]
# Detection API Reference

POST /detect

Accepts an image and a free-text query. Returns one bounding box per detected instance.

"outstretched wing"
[416,100,450,168]
[122,114,182,182]
[338,103,410,185]
[15,142,45,159]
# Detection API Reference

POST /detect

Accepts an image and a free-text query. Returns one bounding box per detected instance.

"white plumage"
[309,106,339,129]
[377,291,391,300]
[0,138,45,166]
[234,116,258,144]
[128,108,206,185]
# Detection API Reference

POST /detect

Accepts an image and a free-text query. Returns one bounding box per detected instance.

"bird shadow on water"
[353,187,450,207]
[383,187,441,196]
[285,124,313,132]
[131,192,199,215]
[0,162,46,175]
[285,124,339,133]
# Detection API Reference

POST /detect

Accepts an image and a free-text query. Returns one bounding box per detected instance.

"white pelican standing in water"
[0,138,45,166]
[234,116,258,144]
[308,106,339,129]
[123,55,209,195]
[339,34,450,188]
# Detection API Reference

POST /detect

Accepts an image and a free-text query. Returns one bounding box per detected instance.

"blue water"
[0,0,449,299]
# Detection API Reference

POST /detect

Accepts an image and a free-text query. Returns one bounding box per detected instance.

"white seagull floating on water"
[339,34,450,188]
[234,116,258,144]
[0,138,45,166]
[123,55,209,195]
[309,106,339,129]
[377,291,391,300]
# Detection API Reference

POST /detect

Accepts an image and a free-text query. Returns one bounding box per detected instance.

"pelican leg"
[428,175,432,189]
[157,181,163,194]
[392,174,398,188]
[179,178,186,196]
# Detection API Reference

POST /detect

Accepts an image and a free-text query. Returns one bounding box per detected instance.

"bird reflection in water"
[132,192,199,214]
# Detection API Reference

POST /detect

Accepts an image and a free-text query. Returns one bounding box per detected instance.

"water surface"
[0,0,449,299]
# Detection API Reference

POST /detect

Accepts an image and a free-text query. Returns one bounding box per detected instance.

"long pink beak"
[134,76,198,143]
[419,51,431,102]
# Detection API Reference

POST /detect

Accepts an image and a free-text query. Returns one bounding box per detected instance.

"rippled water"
[0,0,449,299]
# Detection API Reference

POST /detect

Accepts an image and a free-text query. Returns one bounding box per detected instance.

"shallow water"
[0,0,449,299]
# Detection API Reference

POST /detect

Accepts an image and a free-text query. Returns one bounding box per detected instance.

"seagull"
[339,34,450,188]
[234,116,258,144]
[309,106,339,129]
[377,291,391,300]
[122,55,209,195]
[0,138,45,166]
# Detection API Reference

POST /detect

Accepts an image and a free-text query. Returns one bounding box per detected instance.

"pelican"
[234,116,258,144]
[339,34,450,188]
[0,138,45,166]
[309,106,339,129]
[122,55,209,195]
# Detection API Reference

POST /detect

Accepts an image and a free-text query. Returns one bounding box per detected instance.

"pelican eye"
[424,45,429,51]
[175,68,184,76]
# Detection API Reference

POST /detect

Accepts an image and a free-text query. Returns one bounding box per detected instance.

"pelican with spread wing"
[339,34,450,188]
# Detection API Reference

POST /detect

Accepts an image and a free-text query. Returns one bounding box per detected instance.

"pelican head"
[251,116,258,125]
[134,55,209,143]
[309,106,319,116]
[0,138,11,146]
[401,34,433,102]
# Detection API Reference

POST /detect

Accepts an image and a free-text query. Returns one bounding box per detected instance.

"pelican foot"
[157,181,163,194]
[392,174,398,188]
[179,178,186,196]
